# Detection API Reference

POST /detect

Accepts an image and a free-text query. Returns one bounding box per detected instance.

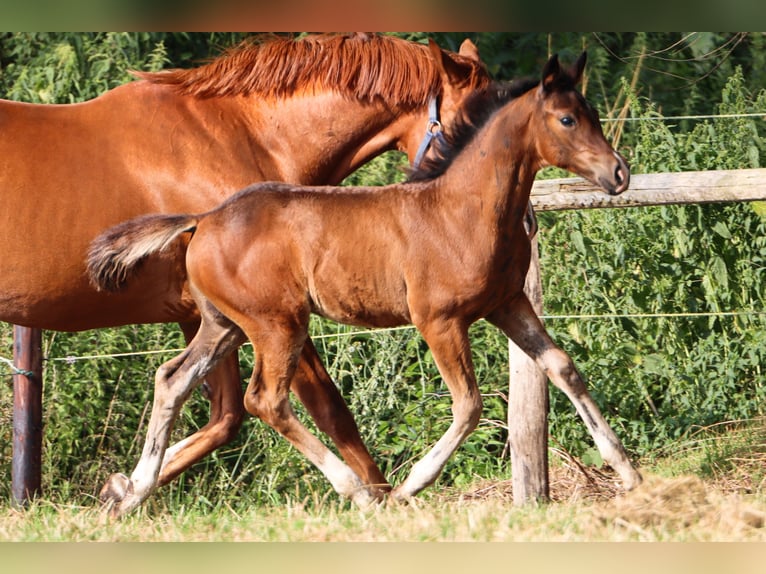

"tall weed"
[539,67,765,458]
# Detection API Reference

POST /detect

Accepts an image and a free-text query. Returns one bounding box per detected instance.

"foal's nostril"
[612,153,630,194]
[615,164,624,185]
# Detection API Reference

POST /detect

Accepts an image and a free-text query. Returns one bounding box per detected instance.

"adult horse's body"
[89,52,643,517]
[0,33,491,494]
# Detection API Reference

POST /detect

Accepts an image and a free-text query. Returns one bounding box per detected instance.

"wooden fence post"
[507,235,549,504]
[12,326,43,507]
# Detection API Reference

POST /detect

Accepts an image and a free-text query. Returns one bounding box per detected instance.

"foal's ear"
[571,51,587,84]
[541,53,561,92]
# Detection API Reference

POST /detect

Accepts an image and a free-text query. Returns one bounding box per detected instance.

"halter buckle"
[413,96,446,168]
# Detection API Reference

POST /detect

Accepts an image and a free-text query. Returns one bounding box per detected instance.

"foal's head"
[530,52,629,195]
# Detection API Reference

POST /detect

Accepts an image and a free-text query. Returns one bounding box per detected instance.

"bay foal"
[88,52,642,516]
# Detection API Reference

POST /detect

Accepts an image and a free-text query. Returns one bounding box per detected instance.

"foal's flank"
[88,52,640,517]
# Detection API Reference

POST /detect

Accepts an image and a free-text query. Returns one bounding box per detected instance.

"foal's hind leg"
[241,319,376,508]
[157,325,389,497]
[157,320,245,487]
[290,338,390,498]
[487,296,642,491]
[100,310,245,518]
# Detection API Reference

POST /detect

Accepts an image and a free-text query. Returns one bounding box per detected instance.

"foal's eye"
[560,116,576,128]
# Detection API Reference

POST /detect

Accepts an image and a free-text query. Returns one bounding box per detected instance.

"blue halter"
[412,96,446,168]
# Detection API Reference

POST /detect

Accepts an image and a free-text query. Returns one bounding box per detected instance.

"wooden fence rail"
[10,168,766,507]
[531,168,766,211]
[507,167,766,504]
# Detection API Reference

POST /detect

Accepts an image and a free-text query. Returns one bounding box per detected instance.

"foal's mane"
[408,77,539,182]
[133,33,489,108]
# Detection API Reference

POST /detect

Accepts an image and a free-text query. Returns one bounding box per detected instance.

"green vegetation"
[0,33,764,521]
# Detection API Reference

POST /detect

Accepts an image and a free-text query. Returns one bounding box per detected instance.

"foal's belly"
[310,286,411,329]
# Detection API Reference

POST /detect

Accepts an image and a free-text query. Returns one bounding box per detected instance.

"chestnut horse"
[0,33,491,496]
[88,52,643,517]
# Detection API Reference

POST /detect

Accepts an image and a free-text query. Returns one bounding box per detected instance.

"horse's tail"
[87,213,200,292]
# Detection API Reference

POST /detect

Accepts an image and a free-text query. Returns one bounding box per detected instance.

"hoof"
[99,473,131,512]
[366,483,392,503]
[347,485,378,510]
[387,485,414,506]
[623,469,644,491]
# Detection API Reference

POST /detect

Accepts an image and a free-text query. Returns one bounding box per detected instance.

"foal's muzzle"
[610,152,630,195]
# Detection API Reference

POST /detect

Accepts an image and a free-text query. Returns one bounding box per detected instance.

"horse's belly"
[308,276,410,329]
[0,241,197,331]
[0,289,198,332]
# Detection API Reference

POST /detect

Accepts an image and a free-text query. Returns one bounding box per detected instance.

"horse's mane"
[133,33,489,108]
[407,77,540,182]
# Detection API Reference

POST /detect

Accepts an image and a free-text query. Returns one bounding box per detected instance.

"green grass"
[1,478,763,542]
[2,420,764,542]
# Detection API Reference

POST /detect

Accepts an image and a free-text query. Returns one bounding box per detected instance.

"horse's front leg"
[391,318,483,501]
[100,316,244,518]
[487,295,643,491]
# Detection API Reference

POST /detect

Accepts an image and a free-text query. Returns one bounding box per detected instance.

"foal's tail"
[87,213,200,292]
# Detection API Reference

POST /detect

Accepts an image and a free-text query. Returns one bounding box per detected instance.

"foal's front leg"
[487,296,642,491]
[391,318,484,501]
[100,317,244,518]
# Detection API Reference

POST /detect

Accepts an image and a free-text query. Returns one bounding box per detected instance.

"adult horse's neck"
[117,81,419,202]
[130,34,490,188]
[235,91,416,186]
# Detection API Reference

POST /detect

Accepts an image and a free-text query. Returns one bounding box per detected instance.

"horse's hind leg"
[241,319,376,508]
[290,338,390,498]
[156,320,245,487]
[100,307,245,518]
[487,296,643,491]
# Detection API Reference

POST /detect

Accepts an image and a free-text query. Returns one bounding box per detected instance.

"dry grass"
[1,467,763,542]
[1,419,764,542]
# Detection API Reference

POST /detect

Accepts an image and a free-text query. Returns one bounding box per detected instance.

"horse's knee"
[243,390,260,418]
[218,409,245,443]
[200,405,246,447]
[155,352,187,384]
[453,392,483,430]
[541,348,587,396]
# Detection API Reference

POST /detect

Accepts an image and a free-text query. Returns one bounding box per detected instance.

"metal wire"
[2,309,763,367]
